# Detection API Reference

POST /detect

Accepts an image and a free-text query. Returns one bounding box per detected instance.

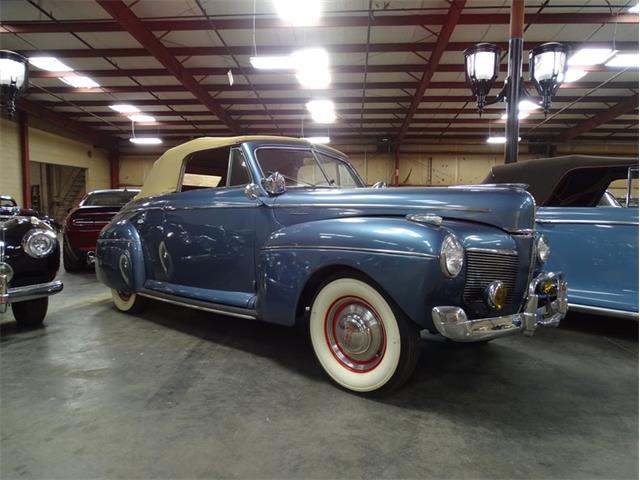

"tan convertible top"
[136,135,315,199]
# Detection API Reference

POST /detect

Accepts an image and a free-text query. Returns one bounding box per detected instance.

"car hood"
[272,185,535,233]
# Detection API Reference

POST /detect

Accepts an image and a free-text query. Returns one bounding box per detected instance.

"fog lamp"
[485,280,507,310]
[0,262,14,282]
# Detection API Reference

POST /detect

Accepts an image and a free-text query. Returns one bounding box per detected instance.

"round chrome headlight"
[536,235,551,263]
[0,262,13,281]
[440,234,464,277]
[22,229,57,258]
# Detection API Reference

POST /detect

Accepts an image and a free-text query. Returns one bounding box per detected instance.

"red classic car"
[62,189,139,272]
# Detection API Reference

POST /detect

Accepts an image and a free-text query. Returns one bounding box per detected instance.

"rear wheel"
[12,298,48,328]
[309,276,419,395]
[111,289,146,314]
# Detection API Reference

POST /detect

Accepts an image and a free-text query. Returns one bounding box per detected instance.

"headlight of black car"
[440,234,464,278]
[536,234,550,263]
[22,229,57,258]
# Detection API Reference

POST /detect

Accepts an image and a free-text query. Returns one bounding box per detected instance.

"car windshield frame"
[253,145,365,189]
[80,190,139,207]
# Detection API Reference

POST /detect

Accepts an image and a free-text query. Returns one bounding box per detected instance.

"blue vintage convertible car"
[96,136,567,394]
[484,155,638,320]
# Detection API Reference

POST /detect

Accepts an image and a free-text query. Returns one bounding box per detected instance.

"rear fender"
[95,219,145,293]
[257,217,447,327]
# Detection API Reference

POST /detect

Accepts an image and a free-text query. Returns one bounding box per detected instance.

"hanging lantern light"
[0,50,28,117]
[464,43,501,114]
[529,42,570,114]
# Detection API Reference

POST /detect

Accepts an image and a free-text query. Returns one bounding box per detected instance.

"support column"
[109,146,120,188]
[18,112,31,208]
[504,0,525,164]
[393,150,400,186]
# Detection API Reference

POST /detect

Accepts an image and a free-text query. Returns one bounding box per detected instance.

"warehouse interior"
[0,1,638,478]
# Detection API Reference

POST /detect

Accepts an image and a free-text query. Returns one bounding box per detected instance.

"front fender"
[257,217,451,327]
[95,218,145,293]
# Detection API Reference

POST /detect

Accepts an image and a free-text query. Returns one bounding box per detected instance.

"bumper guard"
[432,272,567,342]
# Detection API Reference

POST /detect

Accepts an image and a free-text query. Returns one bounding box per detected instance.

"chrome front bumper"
[432,272,568,342]
[0,275,63,314]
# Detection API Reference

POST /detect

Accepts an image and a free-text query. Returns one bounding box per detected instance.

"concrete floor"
[1,269,637,480]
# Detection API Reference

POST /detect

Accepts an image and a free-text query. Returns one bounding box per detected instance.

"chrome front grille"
[463,250,520,306]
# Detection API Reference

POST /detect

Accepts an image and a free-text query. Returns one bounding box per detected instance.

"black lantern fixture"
[464,43,502,114]
[0,50,29,117]
[529,42,570,114]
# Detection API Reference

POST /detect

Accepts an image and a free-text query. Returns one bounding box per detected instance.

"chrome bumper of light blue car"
[0,275,63,314]
[432,272,568,342]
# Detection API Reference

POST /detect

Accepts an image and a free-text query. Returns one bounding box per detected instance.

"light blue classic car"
[96,136,567,394]
[484,155,638,320]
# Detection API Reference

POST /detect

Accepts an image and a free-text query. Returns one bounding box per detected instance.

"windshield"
[255,147,362,188]
[82,191,137,207]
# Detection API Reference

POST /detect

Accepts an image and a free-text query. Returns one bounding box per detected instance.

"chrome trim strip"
[271,203,490,213]
[466,247,518,256]
[568,303,638,320]
[261,245,438,259]
[508,228,534,236]
[536,219,639,226]
[138,289,257,320]
[163,204,256,211]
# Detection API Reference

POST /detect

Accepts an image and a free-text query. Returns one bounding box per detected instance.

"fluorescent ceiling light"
[249,55,293,70]
[501,111,530,120]
[274,0,321,26]
[109,104,139,113]
[486,136,522,144]
[629,3,639,13]
[28,57,73,72]
[518,99,541,112]
[568,48,616,66]
[292,48,330,89]
[129,137,162,145]
[59,75,100,88]
[304,136,330,144]
[128,114,156,123]
[563,68,588,83]
[306,99,336,123]
[605,53,640,68]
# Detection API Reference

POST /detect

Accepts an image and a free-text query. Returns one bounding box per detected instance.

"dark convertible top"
[482,155,638,207]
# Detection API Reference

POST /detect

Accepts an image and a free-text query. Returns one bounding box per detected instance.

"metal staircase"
[53,168,86,222]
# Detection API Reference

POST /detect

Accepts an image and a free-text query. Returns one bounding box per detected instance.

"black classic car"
[0,195,63,327]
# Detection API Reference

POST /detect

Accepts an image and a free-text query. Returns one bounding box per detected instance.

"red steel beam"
[16,41,637,59]
[396,0,466,146]
[28,63,622,79]
[81,118,636,128]
[68,107,632,117]
[26,80,637,96]
[2,12,636,34]
[560,94,640,141]
[96,0,240,134]
[18,112,31,209]
[32,94,631,108]
[16,98,117,148]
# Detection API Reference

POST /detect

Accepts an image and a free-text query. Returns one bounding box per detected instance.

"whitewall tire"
[111,289,145,314]
[309,276,419,394]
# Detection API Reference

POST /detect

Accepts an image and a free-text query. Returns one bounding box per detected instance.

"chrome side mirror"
[262,172,286,196]
[372,180,387,189]
[244,183,261,201]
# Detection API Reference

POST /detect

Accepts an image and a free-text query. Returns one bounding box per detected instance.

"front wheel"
[111,289,146,314]
[12,298,48,328]
[309,277,419,395]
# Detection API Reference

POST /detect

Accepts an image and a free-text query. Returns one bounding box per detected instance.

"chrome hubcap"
[325,296,385,372]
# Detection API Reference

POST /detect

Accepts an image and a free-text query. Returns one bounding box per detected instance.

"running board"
[568,303,638,320]
[138,289,257,320]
